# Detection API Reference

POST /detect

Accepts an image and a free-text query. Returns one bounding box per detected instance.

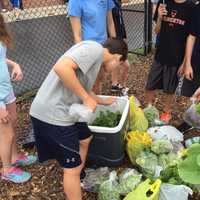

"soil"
[0,53,199,200]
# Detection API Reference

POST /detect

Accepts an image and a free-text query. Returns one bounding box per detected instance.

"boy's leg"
[79,136,93,168]
[120,59,129,87]
[63,165,82,200]
[145,90,156,105]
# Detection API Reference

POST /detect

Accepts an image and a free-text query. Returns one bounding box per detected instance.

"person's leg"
[6,102,18,162]
[63,165,82,200]
[120,59,129,87]
[79,136,93,169]
[145,90,157,105]
[0,121,14,174]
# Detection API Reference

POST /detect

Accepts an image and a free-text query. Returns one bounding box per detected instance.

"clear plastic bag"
[118,168,142,195]
[184,103,200,129]
[69,104,93,122]
[159,184,193,200]
[151,140,173,155]
[81,167,110,192]
[98,171,120,200]
[136,150,158,178]
[147,126,184,142]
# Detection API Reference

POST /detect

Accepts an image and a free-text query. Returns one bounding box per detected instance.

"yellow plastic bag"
[129,96,148,131]
[124,179,161,200]
[126,130,152,165]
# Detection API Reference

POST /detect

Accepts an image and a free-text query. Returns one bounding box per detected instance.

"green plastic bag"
[124,179,161,200]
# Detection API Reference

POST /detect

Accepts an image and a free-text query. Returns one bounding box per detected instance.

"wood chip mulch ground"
[0,53,199,200]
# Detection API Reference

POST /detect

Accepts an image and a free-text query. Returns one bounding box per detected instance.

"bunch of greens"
[158,153,181,169]
[151,140,173,155]
[118,169,142,195]
[143,105,159,125]
[195,103,200,114]
[98,171,120,200]
[91,110,122,127]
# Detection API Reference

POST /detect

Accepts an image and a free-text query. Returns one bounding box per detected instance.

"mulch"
[0,53,199,200]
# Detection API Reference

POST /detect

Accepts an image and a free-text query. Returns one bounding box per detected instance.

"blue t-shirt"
[68,0,115,44]
[0,43,12,107]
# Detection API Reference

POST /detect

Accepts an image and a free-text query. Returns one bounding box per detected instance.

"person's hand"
[184,63,193,81]
[11,63,23,82]
[192,87,200,101]
[158,4,168,19]
[102,97,116,105]
[83,96,97,112]
[0,107,9,124]
[177,63,185,76]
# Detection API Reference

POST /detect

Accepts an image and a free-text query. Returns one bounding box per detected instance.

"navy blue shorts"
[31,117,92,168]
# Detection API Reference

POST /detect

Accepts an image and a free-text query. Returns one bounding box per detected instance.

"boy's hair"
[0,13,12,48]
[103,38,128,61]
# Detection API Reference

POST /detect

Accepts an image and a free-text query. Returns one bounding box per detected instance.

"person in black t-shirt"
[181,1,200,97]
[145,0,194,123]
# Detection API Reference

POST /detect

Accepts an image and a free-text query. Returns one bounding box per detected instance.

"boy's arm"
[70,16,82,43]
[53,58,97,111]
[107,10,116,38]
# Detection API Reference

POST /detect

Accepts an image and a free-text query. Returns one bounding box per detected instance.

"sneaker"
[2,167,31,183]
[13,154,37,167]
[160,112,172,124]
[121,87,129,96]
[111,84,123,92]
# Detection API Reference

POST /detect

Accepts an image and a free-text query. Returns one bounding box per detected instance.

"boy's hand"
[0,107,9,124]
[193,87,200,101]
[102,97,116,105]
[158,4,168,19]
[11,63,23,82]
[184,63,193,80]
[83,97,97,112]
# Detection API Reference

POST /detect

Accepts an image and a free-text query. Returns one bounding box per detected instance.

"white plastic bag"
[147,126,184,142]
[159,184,193,200]
[69,104,93,122]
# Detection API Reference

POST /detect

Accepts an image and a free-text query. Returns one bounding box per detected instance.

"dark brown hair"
[103,38,128,61]
[0,13,12,48]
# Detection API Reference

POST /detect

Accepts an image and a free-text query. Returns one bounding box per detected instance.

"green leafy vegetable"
[143,105,159,125]
[195,103,200,115]
[158,153,181,169]
[91,110,122,127]
[151,140,173,155]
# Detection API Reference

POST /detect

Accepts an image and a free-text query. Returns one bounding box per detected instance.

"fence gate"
[122,0,152,55]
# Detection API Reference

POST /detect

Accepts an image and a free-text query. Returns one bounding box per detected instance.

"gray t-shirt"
[30,41,104,126]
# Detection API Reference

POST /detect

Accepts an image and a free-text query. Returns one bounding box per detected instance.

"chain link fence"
[1,0,152,96]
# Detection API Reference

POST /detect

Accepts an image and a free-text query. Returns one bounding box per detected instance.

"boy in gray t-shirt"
[30,38,128,200]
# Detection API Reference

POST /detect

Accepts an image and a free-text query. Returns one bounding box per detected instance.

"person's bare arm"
[107,10,116,38]
[183,35,196,80]
[53,58,97,111]
[70,16,82,43]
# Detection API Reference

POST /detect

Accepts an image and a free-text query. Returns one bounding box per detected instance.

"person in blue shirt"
[0,13,36,184]
[68,0,129,95]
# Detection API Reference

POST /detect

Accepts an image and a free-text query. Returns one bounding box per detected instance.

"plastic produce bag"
[124,179,161,200]
[81,167,110,192]
[183,103,200,129]
[129,96,148,131]
[69,104,93,122]
[118,168,142,195]
[98,171,120,200]
[147,126,183,142]
[159,184,193,200]
[143,105,160,126]
[126,130,152,165]
[136,150,158,177]
[151,140,173,155]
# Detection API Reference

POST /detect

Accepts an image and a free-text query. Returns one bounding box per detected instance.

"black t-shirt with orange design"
[154,0,194,67]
